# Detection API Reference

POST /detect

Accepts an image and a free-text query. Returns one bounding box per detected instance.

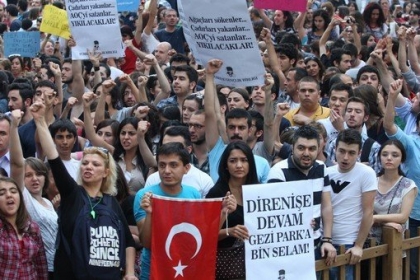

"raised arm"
[49,62,63,117]
[398,27,410,73]
[320,18,340,57]
[143,0,157,35]
[384,79,403,136]
[369,48,394,94]
[204,59,223,150]
[142,54,171,104]
[407,27,420,75]
[31,103,59,160]
[258,9,272,29]
[120,73,142,103]
[82,92,115,153]
[262,73,275,156]
[9,109,24,190]
[385,36,401,78]
[134,4,144,45]
[261,28,285,91]
[93,80,116,125]
[137,120,157,170]
[88,49,103,89]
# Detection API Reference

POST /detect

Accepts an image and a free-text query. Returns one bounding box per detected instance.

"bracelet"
[322,237,332,240]
[321,240,333,244]
[94,66,100,71]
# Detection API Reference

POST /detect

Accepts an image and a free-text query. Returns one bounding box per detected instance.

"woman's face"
[97,125,115,145]
[349,4,356,13]
[367,35,376,47]
[182,99,199,124]
[314,16,326,30]
[24,165,45,196]
[0,181,20,218]
[119,123,138,151]
[44,41,54,56]
[405,3,412,13]
[227,149,249,181]
[227,91,248,110]
[371,9,380,22]
[273,10,285,25]
[306,60,320,78]
[10,57,22,75]
[380,144,403,171]
[80,153,108,185]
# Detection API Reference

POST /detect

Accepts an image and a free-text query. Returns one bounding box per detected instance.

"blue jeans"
[329,244,354,280]
[409,218,420,280]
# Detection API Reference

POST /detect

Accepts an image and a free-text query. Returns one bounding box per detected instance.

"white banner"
[178,0,265,87]
[243,181,316,280]
[66,0,124,59]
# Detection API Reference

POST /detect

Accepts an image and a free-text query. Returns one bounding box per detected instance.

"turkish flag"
[151,195,222,280]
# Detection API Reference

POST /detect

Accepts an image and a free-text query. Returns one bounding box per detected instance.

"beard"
[193,137,206,145]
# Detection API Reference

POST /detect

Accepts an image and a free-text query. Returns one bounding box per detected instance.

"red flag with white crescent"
[150,195,222,280]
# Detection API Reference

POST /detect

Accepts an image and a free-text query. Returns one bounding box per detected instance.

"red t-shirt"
[120,38,141,74]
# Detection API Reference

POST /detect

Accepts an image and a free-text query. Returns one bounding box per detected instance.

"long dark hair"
[363,2,386,27]
[271,10,294,34]
[312,9,331,32]
[115,164,130,203]
[377,139,406,176]
[25,157,50,196]
[0,177,30,233]
[216,142,259,186]
[113,117,151,179]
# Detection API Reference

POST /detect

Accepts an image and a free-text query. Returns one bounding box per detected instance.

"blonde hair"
[78,147,117,196]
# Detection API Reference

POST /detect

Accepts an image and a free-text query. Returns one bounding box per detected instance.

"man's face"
[358,72,379,89]
[335,141,360,172]
[336,54,352,73]
[226,117,250,143]
[34,86,57,108]
[61,62,73,84]
[284,70,297,96]
[158,153,190,188]
[298,81,320,110]
[31,0,42,8]
[345,101,368,130]
[172,71,194,96]
[123,88,136,107]
[188,114,206,145]
[340,75,354,87]
[250,85,267,106]
[278,53,294,72]
[155,44,169,64]
[164,10,178,27]
[329,90,349,116]
[410,12,419,24]
[292,137,318,171]
[0,119,10,156]
[53,130,76,158]
[8,89,24,111]
[40,68,50,81]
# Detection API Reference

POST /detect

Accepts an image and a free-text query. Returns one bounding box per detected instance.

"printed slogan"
[243,181,316,280]
[66,0,124,59]
[178,0,265,87]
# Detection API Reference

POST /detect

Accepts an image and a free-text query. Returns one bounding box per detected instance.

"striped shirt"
[267,157,332,244]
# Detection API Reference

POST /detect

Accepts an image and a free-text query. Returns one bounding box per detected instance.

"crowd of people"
[0,0,420,279]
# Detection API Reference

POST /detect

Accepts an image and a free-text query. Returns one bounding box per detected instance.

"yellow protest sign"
[40,5,71,39]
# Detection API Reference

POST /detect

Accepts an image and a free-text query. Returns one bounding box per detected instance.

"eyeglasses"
[188,123,204,129]
[84,146,109,159]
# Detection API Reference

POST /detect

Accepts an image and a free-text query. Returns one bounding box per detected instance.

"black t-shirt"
[206,181,244,248]
[49,157,135,279]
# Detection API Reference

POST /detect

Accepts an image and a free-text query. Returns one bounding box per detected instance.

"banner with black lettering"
[177,0,265,87]
[65,0,124,59]
[243,181,316,280]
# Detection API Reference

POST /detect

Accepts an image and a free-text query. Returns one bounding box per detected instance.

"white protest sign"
[178,0,265,87]
[243,181,316,280]
[66,0,124,59]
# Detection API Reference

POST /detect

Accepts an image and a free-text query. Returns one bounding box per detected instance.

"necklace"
[88,195,103,219]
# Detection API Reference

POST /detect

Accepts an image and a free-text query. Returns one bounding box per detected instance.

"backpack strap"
[361,137,375,163]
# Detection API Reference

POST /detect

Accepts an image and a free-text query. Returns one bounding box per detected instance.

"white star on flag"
[173,260,188,277]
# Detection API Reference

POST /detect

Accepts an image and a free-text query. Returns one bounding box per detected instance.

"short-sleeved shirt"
[133,184,200,280]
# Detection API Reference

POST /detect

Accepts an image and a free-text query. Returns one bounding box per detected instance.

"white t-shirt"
[62,158,80,181]
[23,188,58,272]
[144,165,213,198]
[327,162,377,244]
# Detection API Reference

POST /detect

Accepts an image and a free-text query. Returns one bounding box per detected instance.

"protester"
[31,101,138,280]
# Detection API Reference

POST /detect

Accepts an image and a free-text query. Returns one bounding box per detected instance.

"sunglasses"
[84,146,109,159]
